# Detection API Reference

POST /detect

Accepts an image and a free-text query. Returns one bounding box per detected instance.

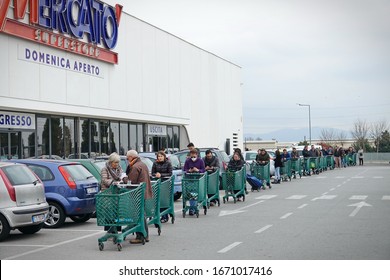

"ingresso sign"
[0,111,36,130]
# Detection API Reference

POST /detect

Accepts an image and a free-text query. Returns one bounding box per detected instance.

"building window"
[110,121,119,154]
[80,119,90,158]
[51,117,62,157]
[100,121,109,156]
[37,116,49,156]
[137,124,144,152]
[129,123,137,151]
[63,118,75,158]
[119,122,128,155]
[22,130,35,158]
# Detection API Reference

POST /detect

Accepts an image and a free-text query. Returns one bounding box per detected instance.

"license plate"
[87,187,98,194]
[32,214,46,223]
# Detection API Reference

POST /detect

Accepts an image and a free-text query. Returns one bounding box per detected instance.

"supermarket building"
[0,0,243,159]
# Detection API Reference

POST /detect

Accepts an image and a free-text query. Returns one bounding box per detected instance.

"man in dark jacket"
[203,149,220,173]
[203,150,220,206]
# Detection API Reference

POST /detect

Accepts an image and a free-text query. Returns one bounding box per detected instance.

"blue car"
[10,159,99,228]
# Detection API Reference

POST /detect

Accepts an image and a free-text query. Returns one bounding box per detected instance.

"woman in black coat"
[274,149,283,184]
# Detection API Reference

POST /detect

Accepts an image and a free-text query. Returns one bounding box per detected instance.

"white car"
[243,151,275,176]
[0,162,49,241]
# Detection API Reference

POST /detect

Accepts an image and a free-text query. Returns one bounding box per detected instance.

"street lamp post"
[298,103,311,145]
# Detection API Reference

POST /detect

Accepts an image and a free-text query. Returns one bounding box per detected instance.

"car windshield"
[167,155,181,169]
[245,153,257,161]
[2,165,38,185]
[94,161,106,170]
[140,157,153,172]
[62,164,94,180]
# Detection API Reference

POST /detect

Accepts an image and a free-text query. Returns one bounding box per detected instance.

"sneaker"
[160,215,169,223]
[209,201,215,206]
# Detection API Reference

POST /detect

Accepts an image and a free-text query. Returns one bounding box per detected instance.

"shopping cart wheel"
[98,242,104,251]
[204,206,207,215]
[117,243,122,251]
[243,196,245,202]
[171,216,175,224]
[223,198,226,203]
[233,198,237,204]
[182,212,186,218]
[196,212,199,218]
[158,227,161,236]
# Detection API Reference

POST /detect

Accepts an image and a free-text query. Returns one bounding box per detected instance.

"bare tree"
[351,119,370,151]
[337,131,348,148]
[319,128,336,145]
[370,119,389,153]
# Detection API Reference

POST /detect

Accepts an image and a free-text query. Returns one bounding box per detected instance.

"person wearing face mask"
[183,149,205,215]
[183,150,205,173]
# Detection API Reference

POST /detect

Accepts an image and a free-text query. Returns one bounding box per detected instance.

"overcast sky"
[108,0,390,137]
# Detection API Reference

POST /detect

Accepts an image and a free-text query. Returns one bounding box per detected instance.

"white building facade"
[0,0,243,159]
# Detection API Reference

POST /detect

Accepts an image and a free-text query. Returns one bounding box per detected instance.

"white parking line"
[312,195,337,201]
[256,195,277,200]
[297,204,308,209]
[374,176,384,179]
[4,231,104,260]
[286,195,307,200]
[382,196,390,200]
[254,225,273,234]
[352,176,364,179]
[218,242,242,253]
[349,195,368,200]
[280,213,293,219]
[330,188,336,191]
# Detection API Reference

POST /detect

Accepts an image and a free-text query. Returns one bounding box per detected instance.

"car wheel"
[69,213,93,223]
[18,223,44,234]
[173,192,182,201]
[44,202,66,228]
[0,215,11,242]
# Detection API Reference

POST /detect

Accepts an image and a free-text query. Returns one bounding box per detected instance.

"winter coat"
[126,158,153,199]
[152,160,173,178]
[228,158,244,172]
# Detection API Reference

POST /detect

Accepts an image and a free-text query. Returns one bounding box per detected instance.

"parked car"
[9,159,99,228]
[139,152,183,201]
[0,162,49,241]
[29,155,63,160]
[243,151,275,176]
[66,159,106,182]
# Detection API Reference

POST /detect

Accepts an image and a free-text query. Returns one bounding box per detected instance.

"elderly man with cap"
[126,150,153,244]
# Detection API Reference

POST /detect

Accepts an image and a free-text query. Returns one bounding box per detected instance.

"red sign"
[0,0,122,64]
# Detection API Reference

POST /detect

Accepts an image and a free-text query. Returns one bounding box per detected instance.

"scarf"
[105,162,122,181]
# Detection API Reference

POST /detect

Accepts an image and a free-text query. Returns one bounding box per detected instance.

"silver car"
[0,162,49,241]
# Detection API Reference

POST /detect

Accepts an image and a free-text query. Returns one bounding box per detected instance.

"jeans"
[275,167,280,180]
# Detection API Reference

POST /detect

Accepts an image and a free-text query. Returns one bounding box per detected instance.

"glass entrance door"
[0,131,21,160]
[147,136,167,152]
